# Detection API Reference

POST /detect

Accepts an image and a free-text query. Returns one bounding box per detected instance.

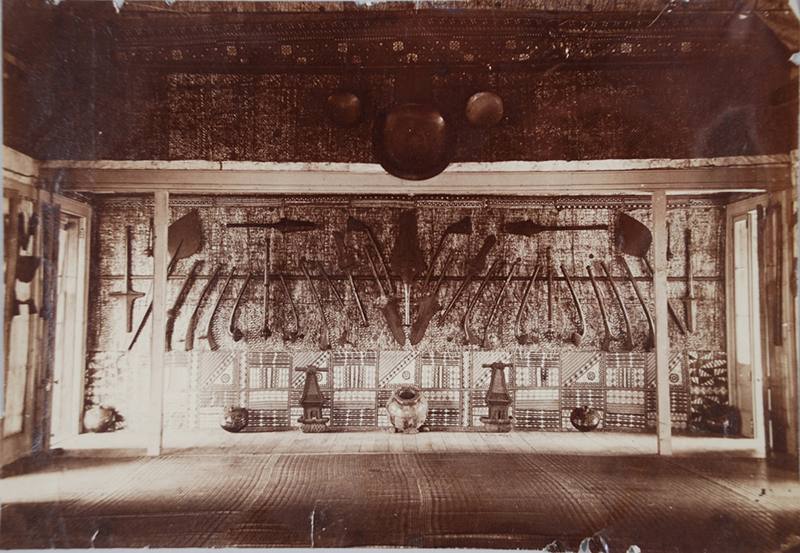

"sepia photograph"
[1,0,799,550]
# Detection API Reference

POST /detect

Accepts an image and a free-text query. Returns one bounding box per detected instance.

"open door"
[726,196,768,457]
[50,199,91,446]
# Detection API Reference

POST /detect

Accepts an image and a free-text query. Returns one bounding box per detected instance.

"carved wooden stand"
[295,365,329,433]
[480,362,514,432]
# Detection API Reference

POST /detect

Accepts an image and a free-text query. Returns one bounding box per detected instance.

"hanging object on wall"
[620,257,655,352]
[390,209,426,326]
[184,264,222,352]
[682,229,698,334]
[642,257,686,334]
[333,231,368,327]
[600,260,634,351]
[296,365,330,433]
[481,258,520,349]
[202,268,236,352]
[561,265,586,347]
[220,406,248,433]
[570,406,600,432]
[316,260,354,347]
[324,91,362,127]
[229,272,252,343]
[373,103,455,181]
[279,274,304,343]
[300,257,332,351]
[427,217,472,271]
[226,218,317,233]
[366,249,405,346]
[586,264,612,352]
[480,362,514,432]
[503,219,608,236]
[465,91,504,128]
[346,216,394,294]
[15,256,41,283]
[462,259,500,346]
[616,213,652,258]
[261,239,273,339]
[546,247,554,336]
[165,259,203,352]
[440,234,497,322]
[514,265,541,346]
[386,385,428,434]
[110,226,145,334]
[128,209,202,350]
[410,250,454,346]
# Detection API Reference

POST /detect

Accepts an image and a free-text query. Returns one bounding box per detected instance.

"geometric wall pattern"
[159,350,719,433]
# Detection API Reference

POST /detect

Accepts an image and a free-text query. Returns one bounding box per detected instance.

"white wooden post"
[653,190,672,455]
[147,190,169,456]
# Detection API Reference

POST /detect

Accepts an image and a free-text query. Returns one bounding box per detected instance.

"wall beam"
[147,190,169,456]
[652,190,672,455]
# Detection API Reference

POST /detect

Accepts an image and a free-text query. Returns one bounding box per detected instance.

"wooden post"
[652,190,672,455]
[147,191,169,456]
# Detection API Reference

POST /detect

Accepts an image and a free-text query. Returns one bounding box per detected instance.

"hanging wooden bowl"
[373,103,455,181]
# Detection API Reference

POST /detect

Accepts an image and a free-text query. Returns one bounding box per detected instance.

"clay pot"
[386,385,428,434]
[570,406,600,432]
[83,405,116,433]
[220,406,248,433]
[465,92,504,127]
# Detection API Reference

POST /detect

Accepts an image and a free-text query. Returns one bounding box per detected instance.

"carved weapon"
[561,264,585,347]
[229,272,252,342]
[620,257,655,352]
[261,239,272,339]
[441,234,497,322]
[201,267,236,352]
[226,218,317,233]
[185,264,222,352]
[390,210,426,326]
[279,274,303,342]
[587,264,612,352]
[346,216,394,294]
[514,265,541,345]
[366,248,405,346]
[110,225,145,333]
[410,250,454,345]
[462,259,500,345]
[165,259,202,352]
[503,219,608,236]
[642,257,686,335]
[600,260,634,352]
[682,229,697,334]
[300,257,331,351]
[481,258,520,348]
[333,231,368,326]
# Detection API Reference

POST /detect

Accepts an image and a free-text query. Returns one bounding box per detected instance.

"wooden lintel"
[39,163,792,195]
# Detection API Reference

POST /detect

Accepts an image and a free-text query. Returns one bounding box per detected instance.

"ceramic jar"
[386,385,428,434]
[220,406,248,433]
[569,406,600,432]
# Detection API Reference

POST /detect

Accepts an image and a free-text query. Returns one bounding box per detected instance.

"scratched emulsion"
[1,452,797,551]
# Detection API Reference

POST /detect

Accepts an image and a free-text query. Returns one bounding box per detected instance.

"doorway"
[50,206,91,446]
[726,197,768,457]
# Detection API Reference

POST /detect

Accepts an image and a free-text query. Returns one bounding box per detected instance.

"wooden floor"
[3,431,797,551]
[54,428,767,458]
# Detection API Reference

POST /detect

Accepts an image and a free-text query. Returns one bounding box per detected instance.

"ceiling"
[3,0,798,168]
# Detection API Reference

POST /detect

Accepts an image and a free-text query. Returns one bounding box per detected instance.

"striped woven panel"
[514,388,559,411]
[248,352,290,389]
[420,352,462,389]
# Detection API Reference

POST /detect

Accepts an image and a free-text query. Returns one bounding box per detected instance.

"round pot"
[570,406,600,432]
[373,103,455,181]
[83,405,116,433]
[220,406,248,433]
[386,385,428,434]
